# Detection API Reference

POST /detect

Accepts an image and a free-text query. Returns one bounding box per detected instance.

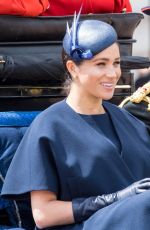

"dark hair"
[62,48,84,72]
[61,48,84,93]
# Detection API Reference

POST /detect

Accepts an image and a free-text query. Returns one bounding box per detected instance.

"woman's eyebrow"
[92,57,120,62]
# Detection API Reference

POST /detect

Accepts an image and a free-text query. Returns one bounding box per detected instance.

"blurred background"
[130,0,150,57]
[129,0,150,82]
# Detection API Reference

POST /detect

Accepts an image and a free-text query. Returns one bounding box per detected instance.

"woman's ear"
[66,60,78,79]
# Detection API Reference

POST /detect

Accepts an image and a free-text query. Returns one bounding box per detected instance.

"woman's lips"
[100,83,115,88]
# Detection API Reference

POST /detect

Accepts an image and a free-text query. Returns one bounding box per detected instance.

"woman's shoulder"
[30,99,67,126]
[103,101,146,125]
[36,100,65,117]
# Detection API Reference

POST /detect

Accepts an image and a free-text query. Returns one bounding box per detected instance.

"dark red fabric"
[42,0,132,16]
[114,0,132,13]
[0,0,50,17]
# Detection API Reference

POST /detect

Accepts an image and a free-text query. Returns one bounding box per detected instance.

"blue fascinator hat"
[63,10,118,61]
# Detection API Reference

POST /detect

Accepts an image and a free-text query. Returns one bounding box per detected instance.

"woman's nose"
[105,66,117,78]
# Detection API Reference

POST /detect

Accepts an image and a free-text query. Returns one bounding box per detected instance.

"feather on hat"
[63,9,118,61]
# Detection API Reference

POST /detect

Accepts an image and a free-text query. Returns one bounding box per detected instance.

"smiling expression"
[71,43,121,102]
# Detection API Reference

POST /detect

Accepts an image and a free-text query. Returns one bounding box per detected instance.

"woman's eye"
[114,61,120,66]
[97,62,105,66]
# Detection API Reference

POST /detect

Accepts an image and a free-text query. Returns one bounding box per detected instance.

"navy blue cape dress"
[1,100,150,230]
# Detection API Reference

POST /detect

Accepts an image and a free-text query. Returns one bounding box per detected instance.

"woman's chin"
[101,92,114,101]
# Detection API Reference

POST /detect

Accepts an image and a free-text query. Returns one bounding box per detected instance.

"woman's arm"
[31,178,150,228]
[31,190,74,229]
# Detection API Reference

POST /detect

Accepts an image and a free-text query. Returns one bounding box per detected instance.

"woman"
[1,13,150,230]
[41,0,132,16]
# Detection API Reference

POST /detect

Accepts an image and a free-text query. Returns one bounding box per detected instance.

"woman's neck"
[66,92,105,115]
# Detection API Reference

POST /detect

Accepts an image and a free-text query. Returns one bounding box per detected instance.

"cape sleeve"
[1,116,59,200]
[114,0,132,12]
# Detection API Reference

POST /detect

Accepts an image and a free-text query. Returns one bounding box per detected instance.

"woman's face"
[71,43,121,101]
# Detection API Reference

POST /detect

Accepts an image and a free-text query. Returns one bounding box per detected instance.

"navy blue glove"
[72,178,150,223]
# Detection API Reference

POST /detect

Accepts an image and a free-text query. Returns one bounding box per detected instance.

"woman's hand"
[73,178,150,223]
[116,178,150,200]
